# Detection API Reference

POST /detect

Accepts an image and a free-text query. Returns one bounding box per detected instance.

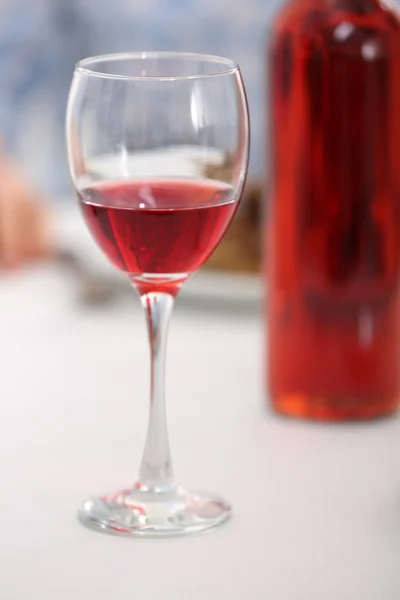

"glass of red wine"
[66,52,249,537]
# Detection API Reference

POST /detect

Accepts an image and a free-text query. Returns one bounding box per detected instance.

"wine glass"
[66,51,249,537]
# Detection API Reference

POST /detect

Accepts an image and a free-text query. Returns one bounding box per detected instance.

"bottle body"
[267,0,400,420]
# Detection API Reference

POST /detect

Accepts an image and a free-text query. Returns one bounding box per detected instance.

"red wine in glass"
[79,178,237,295]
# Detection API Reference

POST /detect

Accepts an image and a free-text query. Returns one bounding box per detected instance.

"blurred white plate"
[82,147,225,183]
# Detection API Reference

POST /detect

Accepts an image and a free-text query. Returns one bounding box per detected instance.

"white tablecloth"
[1,266,400,599]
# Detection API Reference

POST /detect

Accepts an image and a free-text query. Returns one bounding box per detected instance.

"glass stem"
[138,292,175,493]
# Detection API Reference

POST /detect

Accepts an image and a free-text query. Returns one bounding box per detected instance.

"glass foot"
[78,486,232,537]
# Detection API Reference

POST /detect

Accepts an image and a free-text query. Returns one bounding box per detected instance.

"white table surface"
[1,265,400,599]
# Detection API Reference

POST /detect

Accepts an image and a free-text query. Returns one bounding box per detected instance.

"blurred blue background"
[0,0,282,197]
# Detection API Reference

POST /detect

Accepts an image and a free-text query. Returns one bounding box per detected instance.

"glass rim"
[75,51,240,81]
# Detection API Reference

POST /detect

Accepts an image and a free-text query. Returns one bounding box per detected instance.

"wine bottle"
[267,0,400,420]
